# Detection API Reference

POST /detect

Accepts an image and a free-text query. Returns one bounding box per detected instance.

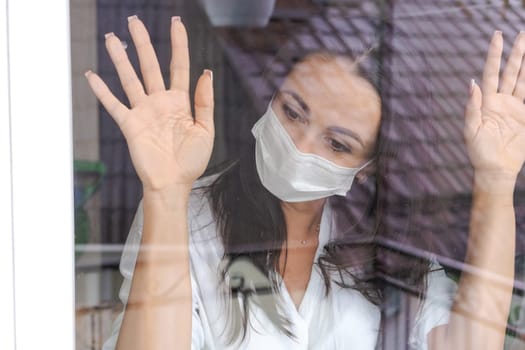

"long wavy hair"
[201,42,435,344]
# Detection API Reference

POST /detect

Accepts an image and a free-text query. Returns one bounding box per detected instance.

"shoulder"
[186,173,227,264]
[327,277,381,348]
[408,262,458,349]
[425,263,458,299]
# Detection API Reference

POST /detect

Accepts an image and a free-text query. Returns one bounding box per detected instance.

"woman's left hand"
[465,31,525,179]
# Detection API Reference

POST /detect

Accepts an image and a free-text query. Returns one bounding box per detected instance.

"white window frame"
[1,1,75,349]
[0,0,15,348]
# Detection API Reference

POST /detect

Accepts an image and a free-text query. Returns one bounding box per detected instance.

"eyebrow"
[280,89,310,115]
[327,126,365,147]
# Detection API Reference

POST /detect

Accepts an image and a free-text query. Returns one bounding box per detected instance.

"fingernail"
[104,32,115,39]
[172,16,181,22]
[84,70,92,78]
[495,30,502,37]
[128,15,138,22]
[204,69,213,82]
[470,78,475,95]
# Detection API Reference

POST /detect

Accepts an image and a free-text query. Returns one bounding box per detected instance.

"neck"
[281,198,325,241]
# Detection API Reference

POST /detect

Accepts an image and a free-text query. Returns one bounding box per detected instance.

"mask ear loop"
[357,157,376,171]
[355,157,377,185]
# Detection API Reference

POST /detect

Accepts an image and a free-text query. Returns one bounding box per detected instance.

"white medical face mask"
[251,102,372,202]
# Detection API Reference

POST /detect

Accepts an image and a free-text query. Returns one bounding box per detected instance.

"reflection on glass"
[72,1,525,349]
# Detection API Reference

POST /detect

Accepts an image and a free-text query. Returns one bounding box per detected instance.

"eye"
[327,137,352,153]
[282,103,304,122]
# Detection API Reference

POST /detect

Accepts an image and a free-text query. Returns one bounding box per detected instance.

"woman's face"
[271,54,382,168]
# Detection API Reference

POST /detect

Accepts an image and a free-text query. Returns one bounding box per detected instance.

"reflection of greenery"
[445,255,525,343]
[445,254,525,348]
[443,266,461,284]
[507,254,525,346]
[74,160,106,258]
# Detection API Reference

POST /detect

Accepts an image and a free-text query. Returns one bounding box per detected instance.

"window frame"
[1,0,76,349]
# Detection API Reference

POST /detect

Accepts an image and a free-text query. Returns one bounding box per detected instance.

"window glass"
[72,1,525,349]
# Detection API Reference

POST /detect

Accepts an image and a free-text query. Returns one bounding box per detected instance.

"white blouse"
[103,176,457,350]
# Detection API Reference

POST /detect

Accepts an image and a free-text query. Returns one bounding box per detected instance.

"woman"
[86,15,525,349]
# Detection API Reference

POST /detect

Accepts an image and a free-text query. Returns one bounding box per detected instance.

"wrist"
[473,170,517,196]
[142,184,192,210]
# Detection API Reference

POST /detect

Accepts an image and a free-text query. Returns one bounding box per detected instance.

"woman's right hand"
[85,16,214,192]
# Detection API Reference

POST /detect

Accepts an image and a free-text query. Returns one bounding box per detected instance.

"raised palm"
[85,16,214,191]
[465,31,525,177]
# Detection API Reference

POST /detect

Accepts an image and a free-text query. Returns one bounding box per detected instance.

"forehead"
[281,55,380,109]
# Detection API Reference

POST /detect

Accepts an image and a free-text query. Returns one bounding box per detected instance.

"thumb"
[194,69,214,133]
[464,79,482,140]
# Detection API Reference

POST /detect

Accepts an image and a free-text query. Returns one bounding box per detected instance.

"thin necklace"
[300,223,321,245]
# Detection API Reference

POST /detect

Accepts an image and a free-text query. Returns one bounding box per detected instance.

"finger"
[514,70,525,101]
[85,70,129,126]
[500,31,525,94]
[514,49,525,100]
[169,17,190,92]
[104,32,146,107]
[194,70,214,132]
[464,79,482,140]
[482,31,503,95]
[128,15,165,94]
